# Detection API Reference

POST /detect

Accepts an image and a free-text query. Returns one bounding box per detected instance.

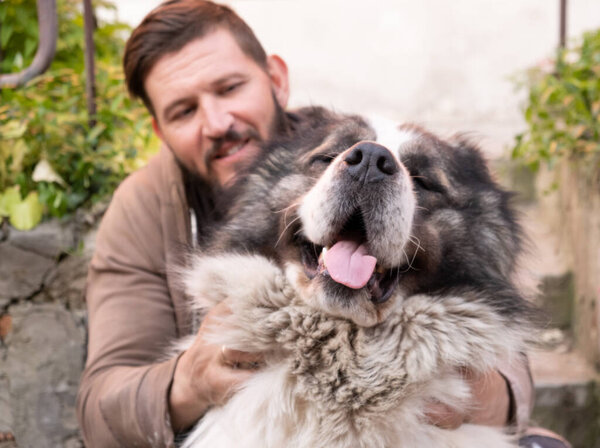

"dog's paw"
[183,253,294,311]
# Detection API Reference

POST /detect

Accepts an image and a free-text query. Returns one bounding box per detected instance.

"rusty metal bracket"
[559,0,568,49]
[83,0,97,128]
[0,0,58,88]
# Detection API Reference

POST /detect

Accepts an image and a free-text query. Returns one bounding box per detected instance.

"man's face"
[145,29,289,186]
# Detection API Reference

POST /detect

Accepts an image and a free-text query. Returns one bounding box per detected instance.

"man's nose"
[201,97,234,139]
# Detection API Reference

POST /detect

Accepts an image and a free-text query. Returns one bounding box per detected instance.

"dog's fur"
[178,107,536,448]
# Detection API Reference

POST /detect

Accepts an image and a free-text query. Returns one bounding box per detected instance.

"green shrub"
[0,0,158,230]
[512,28,600,172]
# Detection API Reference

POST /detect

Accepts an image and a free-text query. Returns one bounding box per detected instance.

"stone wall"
[0,208,102,448]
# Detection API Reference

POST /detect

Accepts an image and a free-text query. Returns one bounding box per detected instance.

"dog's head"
[210,107,526,327]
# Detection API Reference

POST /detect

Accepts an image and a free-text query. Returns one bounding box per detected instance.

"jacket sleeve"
[499,352,534,433]
[76,170,184,447]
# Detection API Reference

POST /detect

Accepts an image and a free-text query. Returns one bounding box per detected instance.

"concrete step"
[530,339,600,448]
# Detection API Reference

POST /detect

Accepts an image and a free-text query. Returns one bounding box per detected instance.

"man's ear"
[267,55,290,109]
[152,117,164,141]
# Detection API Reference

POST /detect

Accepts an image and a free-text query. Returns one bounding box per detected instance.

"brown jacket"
[77,147,192,447]
[76,146,533,447]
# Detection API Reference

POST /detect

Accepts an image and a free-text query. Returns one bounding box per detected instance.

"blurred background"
[1,0,599,446]
[115,0,600,157]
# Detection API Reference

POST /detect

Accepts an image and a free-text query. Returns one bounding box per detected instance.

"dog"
[179,107,536,448]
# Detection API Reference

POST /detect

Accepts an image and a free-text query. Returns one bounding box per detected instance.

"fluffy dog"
[179,107,535,448]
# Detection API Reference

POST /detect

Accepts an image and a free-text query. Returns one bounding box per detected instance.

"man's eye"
[172,106,195,121]
[219,82,243,95]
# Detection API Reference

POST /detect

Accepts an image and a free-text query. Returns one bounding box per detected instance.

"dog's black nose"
[344,141,399,183]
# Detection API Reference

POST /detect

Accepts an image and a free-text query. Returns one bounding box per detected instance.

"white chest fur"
[179,254,524,448]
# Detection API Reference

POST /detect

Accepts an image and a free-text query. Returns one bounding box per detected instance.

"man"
[76,1,569,447]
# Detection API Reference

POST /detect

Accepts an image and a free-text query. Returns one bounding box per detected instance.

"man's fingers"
[208,363,256,405]
[466,368,510,426]
[424,401,465,430]
[424,368,510,429]
[201,301,233,328]
[220,345,264,370]
[0,432,15,442]
[202,304,264,369]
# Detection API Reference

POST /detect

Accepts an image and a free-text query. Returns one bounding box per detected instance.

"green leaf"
[87,122,107,143]
[32,159,67,187]
[14,52,23,69]
[109,93,124,112]
[0,186,21,217]
[0,121,27,139]
[7,139,29,173]
[24,37,37,58]
[512,28,600,172]
[65,191,87,209]
[9,191,43,230]
[0,23,13,47]
[0,0,158,222]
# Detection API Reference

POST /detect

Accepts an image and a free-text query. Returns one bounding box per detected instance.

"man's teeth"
[223,142,245,158]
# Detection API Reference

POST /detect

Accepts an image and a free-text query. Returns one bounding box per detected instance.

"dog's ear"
[447,135,496,186]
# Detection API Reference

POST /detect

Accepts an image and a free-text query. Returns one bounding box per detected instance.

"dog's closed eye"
[412,174,445,194]
[308,153,337,167]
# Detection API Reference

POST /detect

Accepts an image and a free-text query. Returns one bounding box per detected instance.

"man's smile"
[213,138,251,160]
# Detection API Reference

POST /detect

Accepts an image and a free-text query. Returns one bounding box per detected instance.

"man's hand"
[168,301,263,432]
[425,368,510,429]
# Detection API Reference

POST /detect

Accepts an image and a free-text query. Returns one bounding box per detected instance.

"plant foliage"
[512,28,600,172]
[0,0,158,230]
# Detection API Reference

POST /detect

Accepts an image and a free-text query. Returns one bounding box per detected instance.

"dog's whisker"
[399,248,413,273]
[408,235,422,250]
[275,215,302,248]
[407,236,423,266]
[395,236,421,272]
[280,202,301,234]
[274,200,301,215]
[408,250,419,271]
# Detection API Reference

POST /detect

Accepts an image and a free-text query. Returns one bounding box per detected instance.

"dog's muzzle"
[298,140,410,307]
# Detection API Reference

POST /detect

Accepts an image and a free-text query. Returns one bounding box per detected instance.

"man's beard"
[179,161,222,243]
[177,92,290,240]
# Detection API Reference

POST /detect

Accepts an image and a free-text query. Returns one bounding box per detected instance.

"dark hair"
[123,0,268,114]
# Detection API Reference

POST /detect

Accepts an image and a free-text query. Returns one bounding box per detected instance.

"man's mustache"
[206,127,262,162]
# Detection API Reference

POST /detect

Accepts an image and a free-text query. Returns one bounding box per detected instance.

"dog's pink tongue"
[323,240,377,289]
